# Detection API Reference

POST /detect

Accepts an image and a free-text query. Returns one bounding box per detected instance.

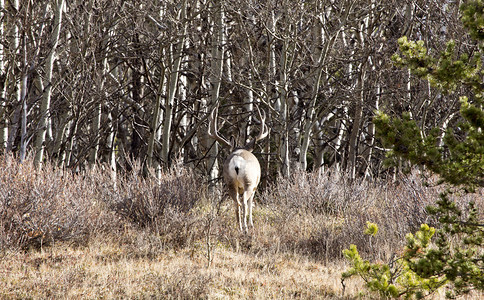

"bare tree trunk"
[161,0,187,168]
[89,41,102,167]
[265,9,277,179]
[65,118,78,168]
[0,0,7,151]
[243,74,254,145]
[105,111,116,183]
[89,102,102,166]
[363,61,380,179]
[298,9,345,171]
[147,59,165,177]
[336,29,357,172]
[314,108,336,174]
[361,0,382,179]
[438,111,456,148]
[348,18,369,180]
[19,35,29,162]
[34,0,65,167]
[347,66,365,180]
[207,0,225,182]
[279,38,290,177]
[52,110,70,167]
[89,56,108,168]
[129,34,144,163]
[298,16,323,171]
[6,0,21,153]
[334,106,348,172]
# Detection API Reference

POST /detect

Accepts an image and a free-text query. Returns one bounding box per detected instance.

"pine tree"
[344,1,484,298]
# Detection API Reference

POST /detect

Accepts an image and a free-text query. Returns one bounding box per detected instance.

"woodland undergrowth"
[1,154,481,264]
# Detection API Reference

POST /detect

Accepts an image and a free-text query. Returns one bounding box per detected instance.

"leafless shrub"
[107,162,205,249]
[0,155,115,250]
[258,168,445,260]
[0,154,206,251]
[2,152,480,269]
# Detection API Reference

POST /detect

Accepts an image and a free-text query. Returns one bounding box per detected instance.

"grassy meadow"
[0,155,482,299]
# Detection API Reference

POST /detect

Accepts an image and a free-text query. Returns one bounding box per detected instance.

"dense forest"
[0,0,472,182]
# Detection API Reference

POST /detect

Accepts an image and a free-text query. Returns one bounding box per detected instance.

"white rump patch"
[228,150,248,188]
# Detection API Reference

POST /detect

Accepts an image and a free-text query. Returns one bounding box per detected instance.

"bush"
[107,163,205,248]
[0,155,204,251]
[0,155,115,250]
[258,169,438,260]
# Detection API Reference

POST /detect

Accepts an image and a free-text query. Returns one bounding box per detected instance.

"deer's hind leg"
[229,184,243,232]
[241,188,257,233]
[247,188,256,229]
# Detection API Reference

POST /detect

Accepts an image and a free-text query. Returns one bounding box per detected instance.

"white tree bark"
[347,66,365,180]
[6,0,21,153]
[363,57,380,179]
[347,17,369,180]
[207,0,225,181]
[361,0,382,178]
[147,59,165,178]
[279,38,290,177]
[34,0,65,167]
[265,9,278,178]
[161,0,187,167]
[104,111,116,183]
[89,56,108,168]
[298,6,345,171]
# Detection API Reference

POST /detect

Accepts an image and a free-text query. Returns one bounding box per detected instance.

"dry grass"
[1,235,481,299]
[0,234,361,299]
[0,155,482,299]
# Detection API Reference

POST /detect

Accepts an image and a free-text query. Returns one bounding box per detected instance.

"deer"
[208,104,269,233]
